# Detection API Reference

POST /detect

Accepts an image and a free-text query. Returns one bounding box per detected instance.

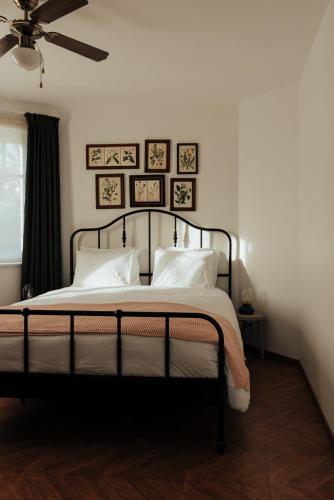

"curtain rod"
[0,109,26,125]
[0,107,25,116]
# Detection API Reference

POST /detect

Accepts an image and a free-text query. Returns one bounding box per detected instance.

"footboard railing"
[0,308,226,453]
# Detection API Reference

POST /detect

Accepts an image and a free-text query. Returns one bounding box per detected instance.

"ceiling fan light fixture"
[0,0,109,85]
[11,46,41,70]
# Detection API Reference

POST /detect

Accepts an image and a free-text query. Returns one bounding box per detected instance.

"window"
[0,119,27,264]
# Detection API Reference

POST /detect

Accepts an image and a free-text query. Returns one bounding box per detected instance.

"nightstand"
[237,311,265,360]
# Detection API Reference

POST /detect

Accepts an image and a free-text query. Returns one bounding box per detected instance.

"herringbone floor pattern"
[0,354,333,499]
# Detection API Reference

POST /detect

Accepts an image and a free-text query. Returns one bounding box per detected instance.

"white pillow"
[151,247,218,288]
[164,247,220,286]
[73,247,141,287]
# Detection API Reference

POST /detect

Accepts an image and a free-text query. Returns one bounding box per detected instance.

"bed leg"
[217,402,225,454]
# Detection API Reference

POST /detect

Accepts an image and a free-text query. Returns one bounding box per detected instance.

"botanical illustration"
[121,146,137,166]
[149,143,166,169]
[145,140,170,172]
[174,182,192,207]
[178,144,198,173]
[96,174,124,208]
[101,177,121,204]
[147,180,160,202]
[105,146,121,167]
[89,147,105,167]
[134,180,148,202]
[171,178,196,211]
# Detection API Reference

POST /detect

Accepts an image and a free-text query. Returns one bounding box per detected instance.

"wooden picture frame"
[129,175,165,207]
[177,143,199,174]
[170,178,196,211]
[87,144,140,169]
[145,140,171,173]
[96,174,125,209]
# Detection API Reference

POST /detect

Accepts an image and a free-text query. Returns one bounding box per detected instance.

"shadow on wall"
[238,259,257,347]
[239,259,254,305]
[239,260,299,358]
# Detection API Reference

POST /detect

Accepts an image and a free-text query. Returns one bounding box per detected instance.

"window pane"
[0,122,26,263]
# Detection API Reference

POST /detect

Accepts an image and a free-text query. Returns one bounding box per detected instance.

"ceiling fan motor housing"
[13,0,39,12]
[10,19,43,41]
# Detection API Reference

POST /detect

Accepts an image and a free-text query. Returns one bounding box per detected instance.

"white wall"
[0,97,64,306]
[238,85,299,359]
[238,0,334,434]
[298,0,334,432]
[0,265,21,306]
[61,102,240,300]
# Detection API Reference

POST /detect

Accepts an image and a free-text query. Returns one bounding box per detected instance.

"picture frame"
[87,144,140,169]
[170,178,196,211]
[96,174,125,209]
[145,140,171,173]
[177,143,199,174]
[129,175,165,207]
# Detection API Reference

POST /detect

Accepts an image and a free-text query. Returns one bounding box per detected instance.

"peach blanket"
[0,302,250,391]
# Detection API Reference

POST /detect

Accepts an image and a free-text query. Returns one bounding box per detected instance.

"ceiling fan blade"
[0,34,18,58]
[31,0,88,24]
[44,32,109,62]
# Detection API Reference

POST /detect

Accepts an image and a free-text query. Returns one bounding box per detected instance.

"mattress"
[7,286,250,412]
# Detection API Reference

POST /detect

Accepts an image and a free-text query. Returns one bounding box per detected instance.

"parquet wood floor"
[0,354,332,499]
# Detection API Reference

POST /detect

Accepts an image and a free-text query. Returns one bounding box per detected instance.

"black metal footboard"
[0,307,226,453]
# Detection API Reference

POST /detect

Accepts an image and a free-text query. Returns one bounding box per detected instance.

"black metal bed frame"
[70,208,232,294]
[0,209,233,453]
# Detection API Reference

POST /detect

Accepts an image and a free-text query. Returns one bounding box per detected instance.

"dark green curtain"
[21,113,62,297]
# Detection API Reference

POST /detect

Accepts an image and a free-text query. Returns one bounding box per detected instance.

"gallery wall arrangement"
[86,140,199,211]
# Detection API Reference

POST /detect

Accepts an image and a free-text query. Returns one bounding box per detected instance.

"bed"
[0,209,249,453]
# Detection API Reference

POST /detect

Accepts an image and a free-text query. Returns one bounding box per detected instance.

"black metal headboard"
[70,209,232,297]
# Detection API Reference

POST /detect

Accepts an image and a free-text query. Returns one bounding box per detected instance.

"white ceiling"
[0,0,329,107]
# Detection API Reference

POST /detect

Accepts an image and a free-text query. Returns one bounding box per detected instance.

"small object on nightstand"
[238,288,254,315]
[237,311,265,360]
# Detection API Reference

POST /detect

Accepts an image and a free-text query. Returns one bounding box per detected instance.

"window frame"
[0,115,27,266]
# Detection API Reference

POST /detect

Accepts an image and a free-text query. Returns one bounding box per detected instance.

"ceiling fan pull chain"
[39,57,45,88]
[36,41,45,88]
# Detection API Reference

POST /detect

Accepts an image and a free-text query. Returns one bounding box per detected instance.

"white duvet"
[13,286,250,412]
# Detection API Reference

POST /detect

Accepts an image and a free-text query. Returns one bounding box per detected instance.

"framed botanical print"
[177,143,199,174]
[87,145,105,168]
[96,174,125,209]
[87,144,140,169]
[170,178,196,211]
[129,175,165,207]
[145,140,171,172]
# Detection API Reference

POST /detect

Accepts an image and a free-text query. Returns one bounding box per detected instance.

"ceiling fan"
[0,0,109,82]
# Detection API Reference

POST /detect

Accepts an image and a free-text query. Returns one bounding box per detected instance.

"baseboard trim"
[264,349,299,364]
[298,363,334,448]
[245,345,299,364]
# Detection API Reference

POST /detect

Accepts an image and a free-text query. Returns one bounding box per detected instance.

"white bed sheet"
[9,286,249,412]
